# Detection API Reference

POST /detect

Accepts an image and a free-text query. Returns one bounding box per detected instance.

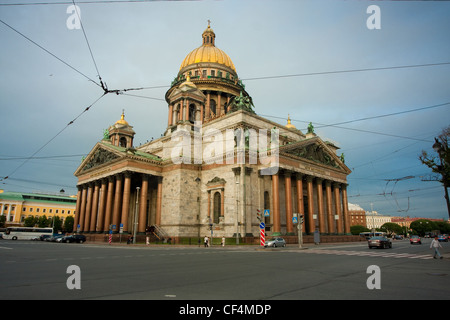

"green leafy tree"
[350,225,370,235]
[380,222,403,235]
[64,216,74,233]
[37,215,49,228]
[24,216,37,227]
[410,219,437,236]
[52,216,62,233]
[0,215,6,228]
[435,221,450,234]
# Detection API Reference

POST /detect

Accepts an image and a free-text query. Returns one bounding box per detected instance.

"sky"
[0,0,449,220]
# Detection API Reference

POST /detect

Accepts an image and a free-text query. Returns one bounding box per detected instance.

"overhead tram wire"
[3,18,446,101]
[260,101,450,143]
[240,62,450,82]
[0,18,102,88]
[0,0,189,5]
[71,0,108,93]
[0,93,106,182]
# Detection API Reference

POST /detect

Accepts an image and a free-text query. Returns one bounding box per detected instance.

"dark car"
[368,236,392,249]
[62,235,86,243]
[437,234,448,242]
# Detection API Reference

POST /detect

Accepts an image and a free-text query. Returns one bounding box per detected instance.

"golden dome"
[285,115,296,129]
[179,25,236,72]
[115,111,129,126]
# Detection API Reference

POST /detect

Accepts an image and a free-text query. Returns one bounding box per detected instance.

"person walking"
[430,237,443,259]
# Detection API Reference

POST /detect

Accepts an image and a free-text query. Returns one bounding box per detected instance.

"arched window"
[210,99,216,116]
[189,104,195,123]
[213,191,221,224]
[119,137,127,148]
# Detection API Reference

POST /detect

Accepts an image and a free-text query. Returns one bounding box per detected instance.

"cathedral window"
[213,191,221,224]
[189,104,195,123]
[119,137,127,148]
[210,99,216,116]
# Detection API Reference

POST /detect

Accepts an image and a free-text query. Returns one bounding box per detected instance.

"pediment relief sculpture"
[82,148,119,172]
[285,144,340,169]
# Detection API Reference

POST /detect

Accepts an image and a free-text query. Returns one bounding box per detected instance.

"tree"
[410,219,437,236]
[64,216,74,233]
[37,215,49,228]
[435,221,450,234]
[380,222,403,235]
[350,225,370,235]
[419,126,450,218]
[24,216,37,227]
[0,215,6,228]
[52,216,62,233]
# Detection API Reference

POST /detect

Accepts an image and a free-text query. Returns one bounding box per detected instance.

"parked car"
[45,234,64,242]
[264,237,286,248]
[39,234,52,241]
[437,234,448,242]
[368,236,392,249]
[61,235,86,243]
[409,235,422,244]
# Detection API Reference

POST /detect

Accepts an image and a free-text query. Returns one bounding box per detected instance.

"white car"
[264,237,286,248]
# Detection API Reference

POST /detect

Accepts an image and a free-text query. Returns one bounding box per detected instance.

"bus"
[3,227,54,240]
[359,231,386,240]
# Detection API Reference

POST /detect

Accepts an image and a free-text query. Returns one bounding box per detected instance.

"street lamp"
[432,138,450,219]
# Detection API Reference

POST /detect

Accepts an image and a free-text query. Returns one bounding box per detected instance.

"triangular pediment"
[74,143,124,176]
[280,137,350,173]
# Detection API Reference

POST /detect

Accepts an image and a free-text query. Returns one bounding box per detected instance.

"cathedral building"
[73,24,352,242]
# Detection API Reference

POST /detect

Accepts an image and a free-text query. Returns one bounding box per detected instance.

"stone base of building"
[76,233,363,245]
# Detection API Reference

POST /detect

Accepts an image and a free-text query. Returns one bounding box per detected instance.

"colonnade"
[167,91,232,127]
[74,172,163,234]
[271,171,350,235]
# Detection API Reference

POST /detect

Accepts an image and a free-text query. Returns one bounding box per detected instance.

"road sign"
[292,216,298,224]
[264,209,270,217]
[260,229,265,247]
[259,222,265,229]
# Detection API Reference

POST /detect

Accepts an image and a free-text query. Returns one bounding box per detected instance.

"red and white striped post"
[259,222,265,247]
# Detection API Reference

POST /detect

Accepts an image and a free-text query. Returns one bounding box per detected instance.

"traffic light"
[256,209,262,222]
[299,215,304,224]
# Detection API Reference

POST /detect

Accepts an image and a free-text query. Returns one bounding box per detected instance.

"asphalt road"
[0,238,449,302]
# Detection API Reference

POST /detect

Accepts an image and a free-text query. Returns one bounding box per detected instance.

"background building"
[348,203,366,227]
[365,211,392,230]
[0,190,77,226]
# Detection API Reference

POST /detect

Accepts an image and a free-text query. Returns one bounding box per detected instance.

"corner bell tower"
[108,111,135,148]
